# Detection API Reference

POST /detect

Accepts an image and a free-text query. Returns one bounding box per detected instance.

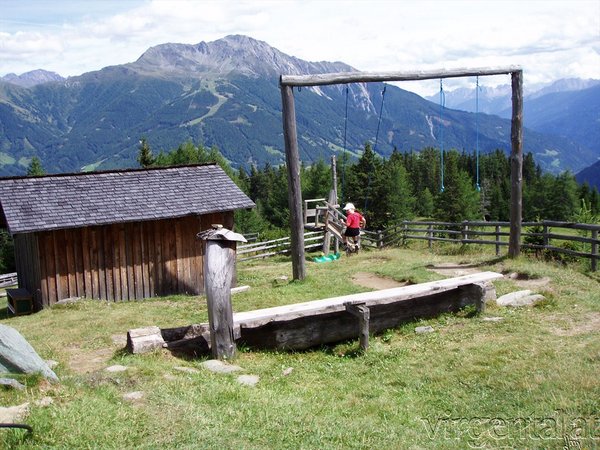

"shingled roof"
[0,164,255,234]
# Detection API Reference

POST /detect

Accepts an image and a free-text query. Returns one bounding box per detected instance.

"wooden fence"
[237,231,324,261]
[238,221,599,271]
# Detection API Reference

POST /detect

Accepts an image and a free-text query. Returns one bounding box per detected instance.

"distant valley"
[0,35,598,185]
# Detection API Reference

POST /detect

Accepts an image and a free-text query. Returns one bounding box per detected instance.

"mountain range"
[0,35,598,187]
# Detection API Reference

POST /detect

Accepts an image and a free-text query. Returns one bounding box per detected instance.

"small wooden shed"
[0,164,255,310]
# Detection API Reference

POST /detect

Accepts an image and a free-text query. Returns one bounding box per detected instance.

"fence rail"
[238,220,599,271]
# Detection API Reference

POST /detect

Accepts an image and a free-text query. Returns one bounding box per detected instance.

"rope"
[475,76,481,191]
[363,85,386,213]
[439,80,445,192]
[341,85,349,202]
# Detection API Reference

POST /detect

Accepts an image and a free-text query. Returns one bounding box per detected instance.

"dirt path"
[351,272,408,289]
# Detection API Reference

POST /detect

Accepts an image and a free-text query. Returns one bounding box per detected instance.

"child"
[342,203,366,250]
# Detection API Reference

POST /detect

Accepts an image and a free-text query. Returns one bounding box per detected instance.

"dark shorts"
[344,227,360,237]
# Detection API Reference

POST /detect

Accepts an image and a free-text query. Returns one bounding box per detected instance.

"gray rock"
[123,391,144,401]
[105,365,127,373]
[174,366,200,374]
[201,359,242,374]
[497,290,545,307]
[415,325,435,334]
[482,316,504,322]
[0,403,29,423]
[237,374,259,386]
[496,290,532,306]
[0,324,59,382]
[0,377,25,390]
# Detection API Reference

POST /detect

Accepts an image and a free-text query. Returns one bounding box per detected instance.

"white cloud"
[0,0,598,96]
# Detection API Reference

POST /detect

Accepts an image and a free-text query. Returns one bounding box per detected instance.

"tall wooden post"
[198,226,247,360]
[508,70,523,258]
[280,81,306,280]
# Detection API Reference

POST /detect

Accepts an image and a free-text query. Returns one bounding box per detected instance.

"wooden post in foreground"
[508,69,523,258]
[198,225,247,360]
[280,82,306,280]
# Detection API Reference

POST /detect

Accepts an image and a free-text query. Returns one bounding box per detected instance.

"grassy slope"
[0,245,598,449]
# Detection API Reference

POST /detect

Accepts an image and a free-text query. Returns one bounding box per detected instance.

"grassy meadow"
[0,244,598,449]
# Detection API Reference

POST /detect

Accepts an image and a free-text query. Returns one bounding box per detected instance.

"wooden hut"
[0,164,255,311]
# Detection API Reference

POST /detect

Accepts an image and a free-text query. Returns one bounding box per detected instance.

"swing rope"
[439,79,445,192]
[363,85,386,214]
[341,85,349,203]
[475,76,481,191]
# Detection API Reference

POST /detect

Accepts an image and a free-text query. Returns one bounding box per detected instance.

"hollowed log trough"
[127,272,503,355]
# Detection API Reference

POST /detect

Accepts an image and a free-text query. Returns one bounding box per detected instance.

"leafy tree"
[27,156,45,176]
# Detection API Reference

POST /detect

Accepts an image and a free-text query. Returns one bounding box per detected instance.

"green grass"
[1,246,598,449]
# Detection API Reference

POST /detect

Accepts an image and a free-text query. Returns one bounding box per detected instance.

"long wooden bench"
[234,271,503,350]
[128,272,503,355]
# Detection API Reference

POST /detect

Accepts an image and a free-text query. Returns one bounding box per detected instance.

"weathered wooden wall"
[14,212,233,308]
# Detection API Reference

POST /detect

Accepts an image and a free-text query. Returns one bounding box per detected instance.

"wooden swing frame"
[280,66,523,280]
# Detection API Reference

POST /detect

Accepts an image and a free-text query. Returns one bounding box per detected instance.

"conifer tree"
[27,156,45,176]
[137,137,155,167]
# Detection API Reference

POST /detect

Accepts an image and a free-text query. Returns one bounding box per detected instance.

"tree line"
[137,138,599,236]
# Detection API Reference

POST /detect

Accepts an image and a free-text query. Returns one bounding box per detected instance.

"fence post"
[592,229,598,272]
[543,222,550,249]
[428,224,433,250]
[462,221,469,243]
[377,230,384,248]
[495,225,501,256]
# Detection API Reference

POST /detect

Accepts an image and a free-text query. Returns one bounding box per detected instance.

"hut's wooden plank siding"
[15,212,232,308]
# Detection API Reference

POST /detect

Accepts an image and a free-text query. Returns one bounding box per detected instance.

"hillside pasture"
[0,246,598,449]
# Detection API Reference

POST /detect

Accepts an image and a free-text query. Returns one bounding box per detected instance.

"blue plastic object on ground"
[313,252,341,263]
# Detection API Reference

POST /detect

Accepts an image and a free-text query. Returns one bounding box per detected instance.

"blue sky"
[1,0,598,96]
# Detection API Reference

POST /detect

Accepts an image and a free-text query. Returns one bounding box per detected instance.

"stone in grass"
[482,316,504,322]
[0,378,25,390]
[497,290,545,307]
[123,391,144,401]
[174,366,201,374]
[237,374,259,387]
[105,365,128,373]
[201,359,242,374]
[0,324,59,383]
[415,325,435,334]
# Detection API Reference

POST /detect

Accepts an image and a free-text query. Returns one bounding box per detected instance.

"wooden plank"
[154,220,163,296]
[97,226,106,300]
[54,230,67,301]
[140,221,150,299]
[81,227,92,298]
[234,272,503,327]
[64,230,77,298]
[73,228,84,298]
[103,226,114,301]
[118,223,128,300]
[38,234,49,307]
[175,219,183,293]
[280,66,522,87]
[133,222,143,300]
[146,220,156,298]
[90,227,100,299]
[125,222,135,299]
[112,224,122,302]
[167,220,177,294]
